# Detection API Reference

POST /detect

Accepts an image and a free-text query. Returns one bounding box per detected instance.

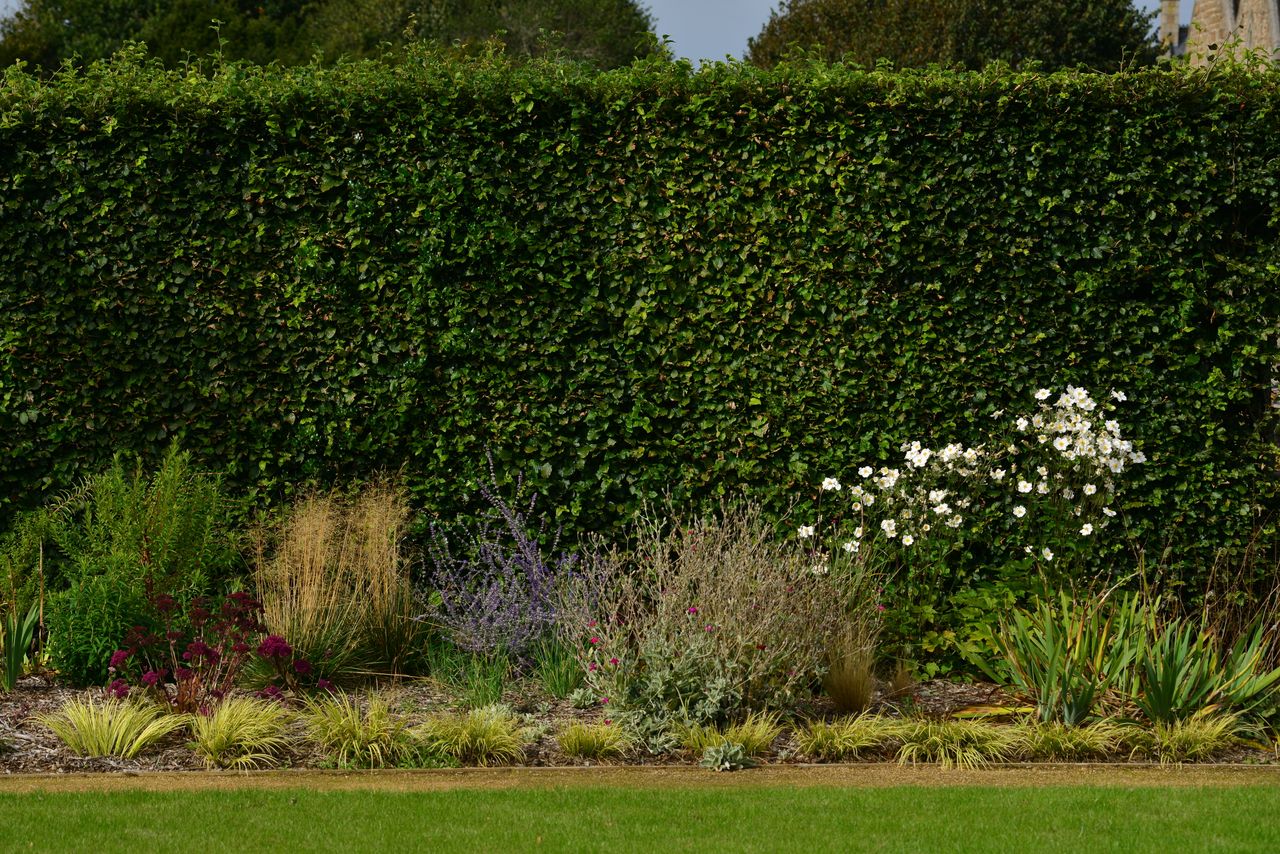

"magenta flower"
[293,658,313,675]
[589,636,600,645]
[141,670,162,687]
[107,679,129,699]
[600,696,610,705]
[608,657,619,666]
[109,649,130,670]
[588,662,598,672]
[257,635,292,659]
[686,606,698,615]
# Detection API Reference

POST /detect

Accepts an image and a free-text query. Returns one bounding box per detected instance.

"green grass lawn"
[1,781,1278,852]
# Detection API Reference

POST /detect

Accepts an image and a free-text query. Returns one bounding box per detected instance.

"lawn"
[0,768,1277,852]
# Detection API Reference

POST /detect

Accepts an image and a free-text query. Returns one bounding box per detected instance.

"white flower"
[1106,458,1124,474]
[1130,451,1146,464]
[947,515,963,528]
[1053,436,1071,452]
[822,477,842,492]
[1036,481,1049,494]
[1083,483,1097,496]
[850,485,866,499]
[880,518,897,537]
[798,525,815,539]
[991,468,1006,482]
[932,503,951,516]
[1017,480,1033,493]
[842,541,858,554]
[1025,545,1033,554]
[1103,507,1117,517]
[1035,388,1052,400]
[863,494,876,507]
[1015,417,1029,431]
[921,523,931,533]
[811,563,829,575]
[1061,488,1074,500]
[1037,466,1048,478]
[1111,389,1127,402]
[1080,523,1094,536]
[858,466,873,478]
[852,526,864,539]
[928,489,948,503]
[1042,547,1054,561]
[1013,505,1026,518]
[1105,420,1120,434]
[900,534,915,547]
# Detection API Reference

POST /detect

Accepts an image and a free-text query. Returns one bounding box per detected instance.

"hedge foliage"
[1,50,1278,589]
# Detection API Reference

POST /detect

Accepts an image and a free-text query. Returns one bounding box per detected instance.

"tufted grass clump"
[557,722,632,761]
[1122,710,1243,764]
[679,711,783,758]
[38,696,188,759]
[795,715,900,762]
[302,691,413,768]
[189,696,294,769]
[1012,720,1126,761]
[416,705,526,766]
[895,718,1020,770]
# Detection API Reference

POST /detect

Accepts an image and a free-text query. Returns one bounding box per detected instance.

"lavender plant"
[423,465,582,664]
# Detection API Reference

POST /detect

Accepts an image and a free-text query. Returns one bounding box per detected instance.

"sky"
[0,1,1191,63]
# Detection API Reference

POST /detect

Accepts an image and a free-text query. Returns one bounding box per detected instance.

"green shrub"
[301,691,413,768]
[1012,720,1125,762]
[39,696,188,759]
[0,57,1275,627]
[575,504,848,730]
[189,696,295,769]
[795,715,900,761]
[989,593,1141,726]
[40,447,237,685]
[1122,711,1245,764]
[895,718,1020,770]
[556,722,632,761]
[678,711,784,758]
[416,705,526,766]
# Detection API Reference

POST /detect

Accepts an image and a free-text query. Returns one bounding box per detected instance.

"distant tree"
[746,0,1158,71]
[300,0,658,68]
[0,0,165,71]
[0,0,658,71]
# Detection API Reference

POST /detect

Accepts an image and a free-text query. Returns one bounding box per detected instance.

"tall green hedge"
[2,51,1278,587]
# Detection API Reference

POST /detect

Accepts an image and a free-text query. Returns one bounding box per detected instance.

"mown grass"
[0,783,1278,852]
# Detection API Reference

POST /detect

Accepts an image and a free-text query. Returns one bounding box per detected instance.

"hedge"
[1,50,1278,591]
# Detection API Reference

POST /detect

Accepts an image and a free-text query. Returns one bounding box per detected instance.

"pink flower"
[588,662,598,672]
[601,697,610,705]
[588,620,597,628]
[604,719,612,725]
[686,606,699,615]
[608,657,619,666]
[705,625,715,632]
[877,604,886,612]
[589,636,600,645]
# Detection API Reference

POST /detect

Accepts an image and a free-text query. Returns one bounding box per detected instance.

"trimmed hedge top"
[2,50,1279,584]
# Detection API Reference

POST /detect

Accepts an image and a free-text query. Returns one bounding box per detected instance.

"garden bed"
[3,676,1273,775]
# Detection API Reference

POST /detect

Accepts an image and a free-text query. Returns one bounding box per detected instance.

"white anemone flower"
[1080,523,1094,536]
[1035,388,1052,400]
[843,541,858,554]
[1017,480,1033,493]
[1103,507,1117,517]
[1111,390,1127,402]
[880,519,897,537]
[1042,548,1054,561]
[1083,483,1097,495]
[822,477,842,492]
[900,534,915,547]
[1012,505,1026,518]
[798,525,815,539]
[859,466,874,478]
